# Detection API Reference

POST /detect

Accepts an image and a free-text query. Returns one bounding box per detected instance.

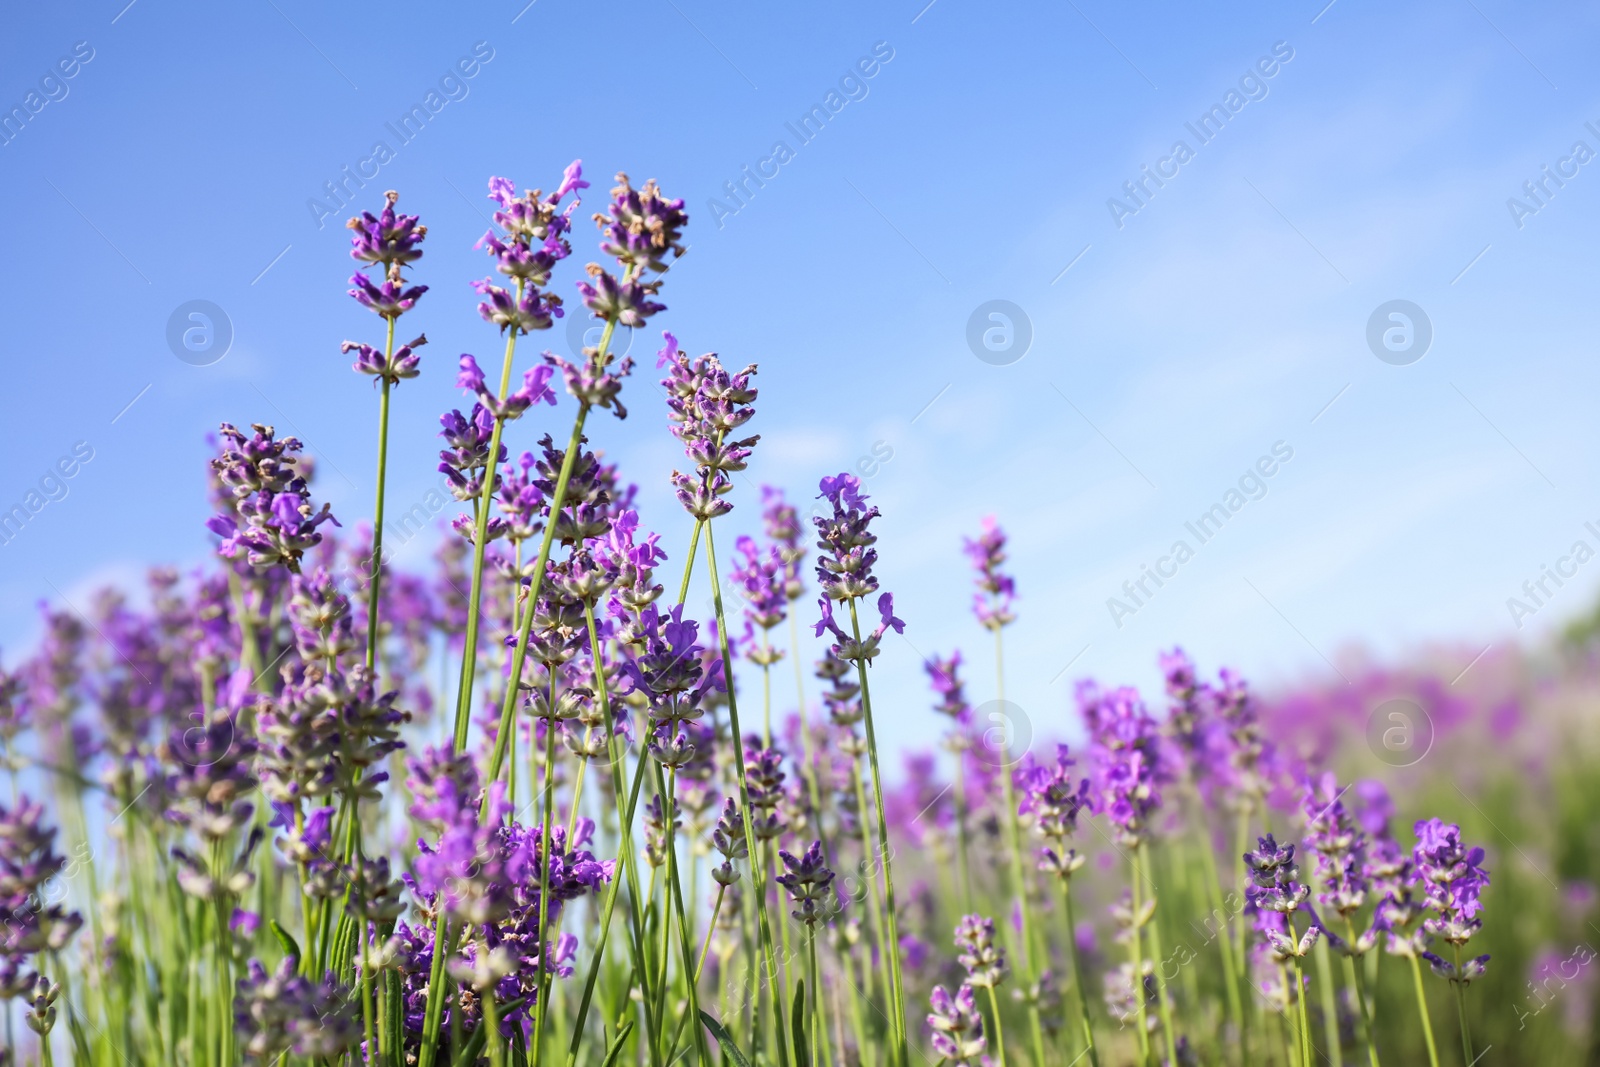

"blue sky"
[3,0,1599,755]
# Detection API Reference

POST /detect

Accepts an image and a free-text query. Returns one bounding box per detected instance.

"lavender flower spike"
[963,515,1016,630]
[927,984,988,1065]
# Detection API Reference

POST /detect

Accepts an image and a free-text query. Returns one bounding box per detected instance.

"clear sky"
[3,0,1599,754]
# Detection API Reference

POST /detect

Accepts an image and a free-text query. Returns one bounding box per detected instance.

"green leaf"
[599,1020,635,1067]
[699,1010,755,1067]
[791,978,810,1067]
[268,919,301,963]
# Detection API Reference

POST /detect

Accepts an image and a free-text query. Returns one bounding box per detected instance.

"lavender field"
[0,163,1594,1067]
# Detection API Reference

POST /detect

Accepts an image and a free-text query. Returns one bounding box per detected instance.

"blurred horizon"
[5,0,1600,754]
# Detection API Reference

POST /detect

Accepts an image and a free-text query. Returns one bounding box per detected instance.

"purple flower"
[660,333,759,520]
[347,189,426,270]
[1017,744,1091,879]
[234,957,360,1061]
[0,796,82,989]
[761,486,806,599]
[1083,685,1164,847]
[1412,818,1490,964]
[925,651,969,723]
[814,591,904,664]
[437,404,504,503]
[207,424,338,574]
[963,516,1015,630]
[575,270,663,328]
[926,983,987,1064]
[472,166,584,334]
[455,353,558,422]
[954,913,1007,988]
[812,473,882,602]
[342,334,425,386]
[744,741,787,842]
[776,840,837,926]
[730,534,788,640]
[625,604,725,735]
[594,172,687,275]
[1300,771,1371,924]
[1243,833,1312,924]
[348,271,428,319]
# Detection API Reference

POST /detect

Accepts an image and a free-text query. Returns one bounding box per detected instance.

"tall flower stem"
[1188,790,1246,1060]
[530,690,561,1067]
[1285,916,1313,1067]
[1060,878,1101,1067]
[1341,918,1379,1067]
[984,985,1008,1067]
[565,606,654,1067]
[364,315,397,674]
[1451,946,1474,1067]
[705,521,791,1067]
[845,597,908,1067]
[1129,848,1152,1065]
[1138,845,1179,1067]
[450,278,528,752]
[484,277,632,782]
[993,629,1047,1067]
[848,756,888,1007]
[1407,955,1440,1067]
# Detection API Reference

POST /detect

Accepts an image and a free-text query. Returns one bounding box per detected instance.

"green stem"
[450,280,528,752]
[482,400,590,787]
[1190,789,1246,1062]
[1061,879,1101,1067]
[1451,945,1474,1067]
[1342,918,1379,1067]
[845,597,909,1067]
[1407,954,1441,1067]
[364,315,396,674]
[1129,848,1152,1065]
[1138,844,1179,1067]
[532,690,560,1067]
[705,521,791,1067]
[992,627,1046,1067]
[983,985,1007,1067]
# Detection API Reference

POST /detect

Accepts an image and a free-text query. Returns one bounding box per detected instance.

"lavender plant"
[4,162,1557,1067]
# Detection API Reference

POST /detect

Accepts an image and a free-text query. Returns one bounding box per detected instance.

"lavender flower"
[710,797,747,886]
[761,485,806,601]
[1017,744,1091,880]
[207,423,338,574]
[235,957,360,1062]
[1300,771,1373,942]
[1084,685,1164,848]
[926,984,987,1065]
[1413,818,1491,981]
[744,741,787,842]
[731,534,788,664]
[963,516,1015,630]
[437,404,504,504]
[0,797,83,994]
[347,189,427,269]
[954,913,1007,988]
[776,840,837,926]
[660,333,759,520]
[473,166,583,334]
